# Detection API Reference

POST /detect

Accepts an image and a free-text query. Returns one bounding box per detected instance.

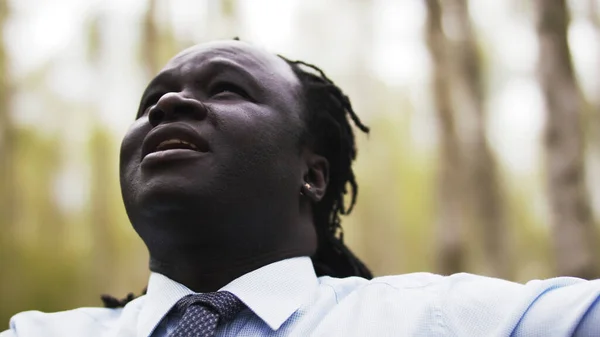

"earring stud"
[300,182,312,196]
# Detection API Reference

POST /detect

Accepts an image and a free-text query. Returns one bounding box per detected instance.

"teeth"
[156,139,198,151]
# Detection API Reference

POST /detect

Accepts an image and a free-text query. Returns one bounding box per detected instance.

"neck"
[143,211,317,292]
[149,247,311,292]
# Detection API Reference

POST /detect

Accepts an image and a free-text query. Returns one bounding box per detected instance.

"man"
[3,40,600,336]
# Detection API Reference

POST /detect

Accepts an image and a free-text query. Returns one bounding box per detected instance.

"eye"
[210,82,250,100]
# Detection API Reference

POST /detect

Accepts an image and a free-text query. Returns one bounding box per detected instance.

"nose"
[148,92,208,127]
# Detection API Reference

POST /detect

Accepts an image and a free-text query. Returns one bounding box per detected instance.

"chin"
[142,180,211,209]
[125,186,211,244]
[122,174,209,219]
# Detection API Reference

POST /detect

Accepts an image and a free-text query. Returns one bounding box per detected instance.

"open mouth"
[155,139,199,152]
[141,123,210,160]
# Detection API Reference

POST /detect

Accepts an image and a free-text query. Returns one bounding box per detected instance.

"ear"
[301,151,329,202]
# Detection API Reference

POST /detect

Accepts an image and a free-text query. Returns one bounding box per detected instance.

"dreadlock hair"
[101,49,372,309]
[279,56,372,280]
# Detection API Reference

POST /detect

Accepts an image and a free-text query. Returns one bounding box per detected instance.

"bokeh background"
[2,0,600,326]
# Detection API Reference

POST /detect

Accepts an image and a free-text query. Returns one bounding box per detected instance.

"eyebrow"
[201,58,262,90]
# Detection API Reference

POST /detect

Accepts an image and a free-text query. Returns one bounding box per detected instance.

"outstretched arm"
[441,273,600,336]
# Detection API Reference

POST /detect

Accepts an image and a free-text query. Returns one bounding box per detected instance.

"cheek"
[218,111,302,186]
[119,118,151,209]
[218,105,301,151]
[119,118,150,174]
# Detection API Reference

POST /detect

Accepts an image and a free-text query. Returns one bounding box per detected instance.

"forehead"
[161,41,300,87]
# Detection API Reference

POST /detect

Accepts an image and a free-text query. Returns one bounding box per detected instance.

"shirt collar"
[137,256,318,337]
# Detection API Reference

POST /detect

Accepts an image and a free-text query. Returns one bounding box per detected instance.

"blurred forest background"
[2,0,600,325]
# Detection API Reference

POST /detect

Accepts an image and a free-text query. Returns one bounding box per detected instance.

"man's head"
[119,40,371,290]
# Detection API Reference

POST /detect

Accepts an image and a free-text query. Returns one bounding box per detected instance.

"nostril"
[148,92,208,125]
[148,108,165,127]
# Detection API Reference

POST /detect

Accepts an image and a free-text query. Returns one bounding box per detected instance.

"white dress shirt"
[3,256,600,336]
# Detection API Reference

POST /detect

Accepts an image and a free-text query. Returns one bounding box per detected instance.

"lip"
[141,122,210,161]
[142,148,207,167]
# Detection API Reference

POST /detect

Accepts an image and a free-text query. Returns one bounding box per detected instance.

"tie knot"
[176,291,245,322]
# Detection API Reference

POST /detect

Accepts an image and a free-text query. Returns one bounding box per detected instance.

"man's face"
[120,41,306,240]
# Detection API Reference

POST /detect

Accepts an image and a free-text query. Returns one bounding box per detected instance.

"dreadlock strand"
[282,56,372,280]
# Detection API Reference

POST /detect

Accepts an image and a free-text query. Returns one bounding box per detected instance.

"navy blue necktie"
[169,291,245,337]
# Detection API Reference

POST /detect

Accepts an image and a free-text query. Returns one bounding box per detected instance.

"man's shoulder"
[304,272,451,334]
[320,271,445,289]
[317,272,447,303]
[4,296,146,337]
[315,271,532,303]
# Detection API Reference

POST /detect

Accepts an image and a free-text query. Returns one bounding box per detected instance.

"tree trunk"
[142,0,160,75]
[535,0,598,279]
[425,0,466,275]
[449,0,510,278]
[82,13,119,291]
[585,0,600,168]
[89,128,118,280]
[0,0,14,242]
